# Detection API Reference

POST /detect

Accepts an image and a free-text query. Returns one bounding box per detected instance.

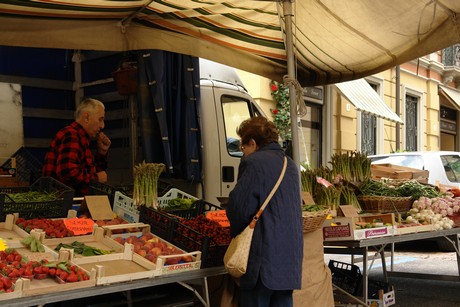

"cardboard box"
[0,176,28,187]
[323,213,396,241]
[371,164,429,180]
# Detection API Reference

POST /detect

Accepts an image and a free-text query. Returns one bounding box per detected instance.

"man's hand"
[96,171,108,183]
[97,132,111,155]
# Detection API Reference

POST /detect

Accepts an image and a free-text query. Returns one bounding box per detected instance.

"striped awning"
[0,1,459,86]
[335,79,403,123]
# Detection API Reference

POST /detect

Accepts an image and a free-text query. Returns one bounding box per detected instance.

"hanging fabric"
[137,50,202,181]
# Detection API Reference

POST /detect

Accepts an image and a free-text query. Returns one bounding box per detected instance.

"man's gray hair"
[75,98,105,120]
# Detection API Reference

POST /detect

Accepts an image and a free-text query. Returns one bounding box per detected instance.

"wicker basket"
[302,208,330,233]
[357,195,413,213]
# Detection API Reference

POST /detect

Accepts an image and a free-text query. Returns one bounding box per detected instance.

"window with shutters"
[361,82,378,155]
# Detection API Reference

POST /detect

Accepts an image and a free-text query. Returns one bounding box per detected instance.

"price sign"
[64,218,94,235]
[206,210,230,227]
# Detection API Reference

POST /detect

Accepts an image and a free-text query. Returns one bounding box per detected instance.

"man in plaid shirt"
[42,98,111,196]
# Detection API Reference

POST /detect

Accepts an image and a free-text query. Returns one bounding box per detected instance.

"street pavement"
[325,240,460,306]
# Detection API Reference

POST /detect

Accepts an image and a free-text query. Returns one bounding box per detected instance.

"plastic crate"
[138,205,176,241]
[171,214,230,268]
[328,260,363,296]
[357,278,393,299]
[0,176,74,221]
[158,188,198,208]
[113,191,139,223]
[139,199,229,268]
[0,147,43,184]
[112,184,179,223]
[90,180,173,208]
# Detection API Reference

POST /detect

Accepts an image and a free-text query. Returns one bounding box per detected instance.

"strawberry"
[1,277,12,290]
[48,268,56,277]
[66,273,78,283]
[5,255,14,263]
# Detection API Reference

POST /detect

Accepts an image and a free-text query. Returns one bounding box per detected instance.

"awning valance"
[335,79,403,124]
[439,85,460,111]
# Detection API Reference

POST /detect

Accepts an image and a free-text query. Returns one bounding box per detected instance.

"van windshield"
[440,154,460,183]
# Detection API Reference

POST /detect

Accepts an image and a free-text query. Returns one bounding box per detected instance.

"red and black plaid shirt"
[42,122,107,196]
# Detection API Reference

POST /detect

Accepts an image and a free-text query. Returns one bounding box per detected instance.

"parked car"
[368,151,460,251]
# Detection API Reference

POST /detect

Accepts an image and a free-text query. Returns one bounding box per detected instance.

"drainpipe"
[395,66,401,152]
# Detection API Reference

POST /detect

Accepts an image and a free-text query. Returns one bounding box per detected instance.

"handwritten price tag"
[63,218,94,235]
[206,210,230,227]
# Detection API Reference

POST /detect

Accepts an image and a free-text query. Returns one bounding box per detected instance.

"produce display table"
[3,266,227,307]
[324,228,460,303]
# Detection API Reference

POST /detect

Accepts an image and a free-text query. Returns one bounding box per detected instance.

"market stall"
[302,151,460,306]
[0,164,232,306]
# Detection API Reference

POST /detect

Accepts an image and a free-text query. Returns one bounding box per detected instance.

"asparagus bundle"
[329,151,371,183]
[301,166,340,211]
[133,161,166,209]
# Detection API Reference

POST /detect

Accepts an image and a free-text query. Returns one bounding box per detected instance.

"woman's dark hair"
[237,116,279,147]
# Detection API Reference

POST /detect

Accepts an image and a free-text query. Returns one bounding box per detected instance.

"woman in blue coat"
[226,117,303,307]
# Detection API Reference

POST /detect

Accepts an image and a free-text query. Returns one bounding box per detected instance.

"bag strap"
[249,156,287,228]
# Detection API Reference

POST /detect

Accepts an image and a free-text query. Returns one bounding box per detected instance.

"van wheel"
[436,237,457,252]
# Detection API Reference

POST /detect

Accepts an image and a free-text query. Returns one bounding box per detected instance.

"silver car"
[368,151,460,188]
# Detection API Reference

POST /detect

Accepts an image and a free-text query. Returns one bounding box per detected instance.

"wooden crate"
[68,243,157,285]
[0,214,32,244]
[42,227,124,259]
[2,240,96,297]
[0,279,23,301]
[105,223,202,277]
[371,164,429,180]
[396,223,434,235]
[21,265,95,297]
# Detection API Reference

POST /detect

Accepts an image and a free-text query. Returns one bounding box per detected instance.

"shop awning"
[0,1,460,86]
[335,79,403,123]
[439,85,460,111]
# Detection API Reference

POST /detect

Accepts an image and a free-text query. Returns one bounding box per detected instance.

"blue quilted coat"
[226,142,303,290]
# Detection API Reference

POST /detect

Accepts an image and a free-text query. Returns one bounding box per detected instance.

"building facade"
[238,45,460,169]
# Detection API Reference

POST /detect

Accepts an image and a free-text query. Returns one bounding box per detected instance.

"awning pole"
[284,0,301,171]
[395,65,401,151]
